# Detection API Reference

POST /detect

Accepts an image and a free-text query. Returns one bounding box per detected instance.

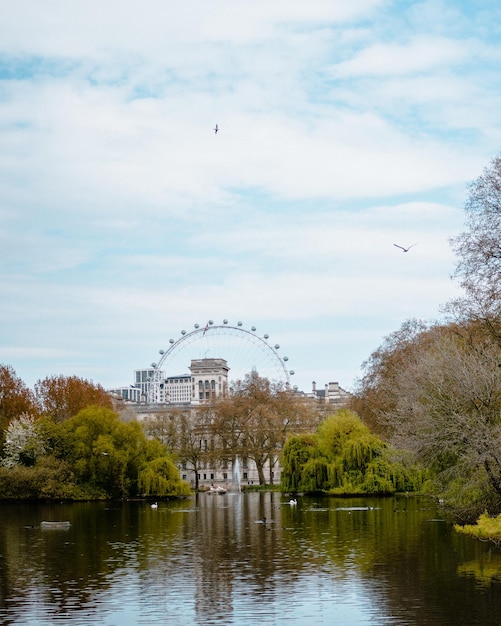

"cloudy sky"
[1,0,500,394]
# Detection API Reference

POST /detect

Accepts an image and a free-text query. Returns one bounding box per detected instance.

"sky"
[1,0,501,395]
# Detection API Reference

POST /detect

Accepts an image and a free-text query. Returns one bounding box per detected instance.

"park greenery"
[0,371,191,500]
[280,409,423,495]
[1,155,501,539]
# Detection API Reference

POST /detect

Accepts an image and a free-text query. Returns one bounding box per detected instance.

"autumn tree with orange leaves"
[34,374,113,422]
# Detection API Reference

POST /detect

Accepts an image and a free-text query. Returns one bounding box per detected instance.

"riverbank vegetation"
[455,512,501,545]
[280,409,424,496]
[0,372,191,500]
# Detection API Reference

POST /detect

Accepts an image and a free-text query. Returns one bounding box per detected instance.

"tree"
[350,319,438,437]
[0,365,38,439]
[213,371,318,485]
[34,375,113,422]
[138,454,191,497]
[280,434,318,493]
[143,408,182,450]
[175,407,214,492]
[1,414,45,468]
[354,317,501,520]
[385,331,501,519]
[448,154,501,344]
[58,406,190,498]
[280,410,419,495]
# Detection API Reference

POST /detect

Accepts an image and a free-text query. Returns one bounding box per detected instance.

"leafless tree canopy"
[448,154,501,343]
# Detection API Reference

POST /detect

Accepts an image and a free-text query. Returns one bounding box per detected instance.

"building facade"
[110,358,351,490]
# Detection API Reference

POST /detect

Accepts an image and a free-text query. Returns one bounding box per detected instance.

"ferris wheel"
[147,320,295,403]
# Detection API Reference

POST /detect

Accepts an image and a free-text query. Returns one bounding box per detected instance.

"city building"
[189,358,229,404]
[109,358,351,490]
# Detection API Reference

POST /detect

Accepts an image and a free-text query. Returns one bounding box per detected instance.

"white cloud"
[332,36,469,78]
[0,0,498,393]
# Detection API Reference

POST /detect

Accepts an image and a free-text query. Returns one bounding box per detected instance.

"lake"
[1,492,501,625]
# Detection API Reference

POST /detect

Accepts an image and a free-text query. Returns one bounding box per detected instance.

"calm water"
[1,493,501,625]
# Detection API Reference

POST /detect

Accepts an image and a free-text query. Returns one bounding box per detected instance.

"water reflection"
[1,494,501,625]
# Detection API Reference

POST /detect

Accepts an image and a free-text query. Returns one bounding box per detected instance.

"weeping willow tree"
[138,456,192,497]
[280,434,318,493]
[281,409,423,495]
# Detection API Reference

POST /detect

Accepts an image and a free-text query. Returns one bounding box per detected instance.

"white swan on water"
[151,502,158,509]
[289,499,297,505]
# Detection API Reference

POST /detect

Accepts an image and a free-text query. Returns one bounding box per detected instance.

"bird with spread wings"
[393,243,417,252]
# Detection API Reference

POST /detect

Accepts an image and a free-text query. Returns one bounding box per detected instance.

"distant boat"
[41,521,71,530]
[208,485,227,495]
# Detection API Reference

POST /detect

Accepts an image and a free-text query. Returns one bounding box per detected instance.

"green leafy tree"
[280,434,319,493]
[281,410,421,495]
[61,406,190,499]
[138,455,191,497]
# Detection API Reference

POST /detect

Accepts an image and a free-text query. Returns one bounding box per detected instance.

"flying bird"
[214,124,219,134]
[393,243,417,252]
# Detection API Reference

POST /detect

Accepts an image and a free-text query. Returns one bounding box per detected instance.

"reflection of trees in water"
[3,495,501,625]
[0,502,185,623]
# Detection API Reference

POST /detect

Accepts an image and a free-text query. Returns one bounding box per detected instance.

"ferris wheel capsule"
[274,344,280,350]
[264,334,269,339]
[181,330,186,335]
[223,319,228,324]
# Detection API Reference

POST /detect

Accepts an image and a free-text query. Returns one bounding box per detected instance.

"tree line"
[0,369,190,500]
